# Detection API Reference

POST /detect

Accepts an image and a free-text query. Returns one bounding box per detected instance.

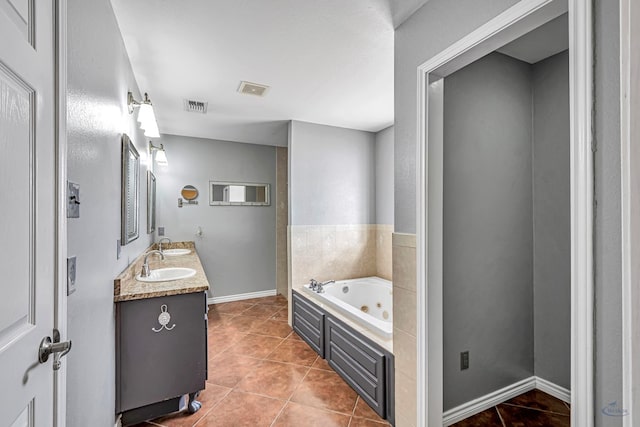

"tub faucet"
[141,250,165,277]
[309,279,319,292]
[158,237,172,252]
[315,280,335,294]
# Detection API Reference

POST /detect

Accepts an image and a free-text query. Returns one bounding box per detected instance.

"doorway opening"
[415,0,593,425]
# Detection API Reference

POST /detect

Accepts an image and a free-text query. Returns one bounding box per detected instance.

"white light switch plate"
[67,256,77,295]
[67,181,80,218]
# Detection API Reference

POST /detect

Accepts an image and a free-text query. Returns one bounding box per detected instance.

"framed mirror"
[147,171,156,234]
[121,134,140,245]
[209,181,270,206]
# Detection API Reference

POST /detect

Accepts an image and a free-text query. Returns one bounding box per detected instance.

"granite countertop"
[114,241,210,302]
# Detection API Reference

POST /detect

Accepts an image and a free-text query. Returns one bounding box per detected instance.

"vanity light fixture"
[149,141,168,165]
[128,91,160,138]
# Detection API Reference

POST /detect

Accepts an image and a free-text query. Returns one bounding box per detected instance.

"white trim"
[443,377,536,426]
[415,0,593,426]
[620,0,638,423]
[419,0,567,81]
[207,289,277,305]
[536,377,572,404]
[442,377,571,426]
[425,77,444,427]
[54,1,68,426]
[416,58,428,427]
[568,0,594,425]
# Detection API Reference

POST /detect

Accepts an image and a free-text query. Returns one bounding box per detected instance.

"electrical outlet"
[158,227,165,236]
[67,256,77,295]
[117,239,121,259]
[461,351,469,370]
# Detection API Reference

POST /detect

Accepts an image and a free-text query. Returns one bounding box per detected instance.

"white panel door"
[0,1,57,426]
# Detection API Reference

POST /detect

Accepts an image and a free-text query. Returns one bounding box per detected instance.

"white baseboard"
[207,289,277,305]
[443,376,571,426]
[535,376,571,403]
[443,377,536,426]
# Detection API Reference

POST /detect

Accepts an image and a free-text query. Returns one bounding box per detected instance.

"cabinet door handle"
[152,304,176,333]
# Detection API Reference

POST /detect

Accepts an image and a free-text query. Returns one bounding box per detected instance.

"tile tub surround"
[114,241,209,302]
[450,389,570,426]
[376,224,393,280]
[132,295,390,427]
[392,232,417,427]
[276,147,289,298]
[290,224,393,288]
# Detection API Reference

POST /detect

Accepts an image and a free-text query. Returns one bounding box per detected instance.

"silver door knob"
[38,335,72,370]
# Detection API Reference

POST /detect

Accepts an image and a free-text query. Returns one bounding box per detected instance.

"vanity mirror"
[147,171,156,234]
[178,185,199,208]
[181,185,198,200]
[121,134,140,245]
[209,181,270,206]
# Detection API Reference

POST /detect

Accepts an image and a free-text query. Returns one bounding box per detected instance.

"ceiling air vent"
[184,99,208,114]
[238,81,270,97]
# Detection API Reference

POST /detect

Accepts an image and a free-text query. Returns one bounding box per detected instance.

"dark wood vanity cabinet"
[292,291,395,424]
[116,291,208,425]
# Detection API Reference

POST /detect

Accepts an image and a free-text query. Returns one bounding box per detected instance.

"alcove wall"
[442,50,570,410]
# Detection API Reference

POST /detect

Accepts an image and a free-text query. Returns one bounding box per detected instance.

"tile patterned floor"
[134,295,390,427]
[451,389,571,427]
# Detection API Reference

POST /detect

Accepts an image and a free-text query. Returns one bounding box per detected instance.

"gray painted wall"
[66,0,153,424]
[442,53,535,410]
[289,120,376,225]
[155,134,276,298]
[532,51,571,389]
[442,50,572,410]
[594,0,624,424]
[394,0,519,234]
[376,126,395,225]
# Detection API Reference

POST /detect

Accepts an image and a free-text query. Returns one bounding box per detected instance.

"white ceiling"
[497,13,569,64]
[111,0,428,146]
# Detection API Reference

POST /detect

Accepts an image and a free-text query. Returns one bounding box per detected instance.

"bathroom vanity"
[113,242,210,426]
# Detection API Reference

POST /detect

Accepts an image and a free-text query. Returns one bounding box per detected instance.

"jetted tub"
[301,276,393,338]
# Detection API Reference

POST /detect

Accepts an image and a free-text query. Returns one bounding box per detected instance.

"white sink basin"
[136,267,196,282]
[162,248,192,256]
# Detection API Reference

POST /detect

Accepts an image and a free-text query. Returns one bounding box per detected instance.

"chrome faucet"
[158,237,172,252]
[141,250,165,277]
[315,280,335,293]
[309,279,334,293]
